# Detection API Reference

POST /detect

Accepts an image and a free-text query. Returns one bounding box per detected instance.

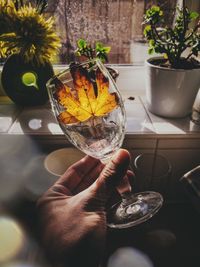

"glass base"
[107,191,163,229]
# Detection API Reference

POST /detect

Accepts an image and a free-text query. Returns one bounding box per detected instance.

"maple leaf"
[56,66,118,124]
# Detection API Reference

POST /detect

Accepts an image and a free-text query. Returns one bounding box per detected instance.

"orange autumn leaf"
[56,66,118,124]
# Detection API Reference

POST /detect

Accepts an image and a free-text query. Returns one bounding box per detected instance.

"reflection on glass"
[134,153,172,195]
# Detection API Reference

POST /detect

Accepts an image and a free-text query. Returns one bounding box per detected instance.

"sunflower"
[0,0,16,56]
[0,0,15,32]
[0,1,60,64]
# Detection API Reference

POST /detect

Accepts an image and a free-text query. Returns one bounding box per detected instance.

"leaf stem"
[176,0,187,61]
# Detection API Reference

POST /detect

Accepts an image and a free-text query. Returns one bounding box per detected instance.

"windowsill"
[0,65,200,139]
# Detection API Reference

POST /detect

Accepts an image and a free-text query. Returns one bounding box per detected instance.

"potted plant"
[75,38,119,80]
[143,1,200,118]
[0,0,60,106]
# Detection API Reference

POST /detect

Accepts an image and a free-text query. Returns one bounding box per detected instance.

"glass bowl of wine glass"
[47,59,125,162]
[47,59,163,229]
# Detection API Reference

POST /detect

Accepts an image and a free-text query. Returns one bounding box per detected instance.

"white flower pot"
[145,57,200,118]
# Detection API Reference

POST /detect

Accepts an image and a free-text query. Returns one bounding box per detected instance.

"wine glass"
[47,59,163,229]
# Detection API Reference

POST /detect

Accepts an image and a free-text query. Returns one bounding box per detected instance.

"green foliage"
[0,0,15,35]
[143,2,200,68]
[75,38,111,63]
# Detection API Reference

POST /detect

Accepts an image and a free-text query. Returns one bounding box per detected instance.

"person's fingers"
[55,155,100,192]
[73,162,105,194]
[92,149,130,195]
[116,170,134,195]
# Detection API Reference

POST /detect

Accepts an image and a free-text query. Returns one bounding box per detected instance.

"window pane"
[47,0,177,64]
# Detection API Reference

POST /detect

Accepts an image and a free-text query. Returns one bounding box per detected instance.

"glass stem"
[116,162,134,195]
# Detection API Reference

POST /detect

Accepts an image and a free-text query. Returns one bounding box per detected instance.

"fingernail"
[111,149,130,167]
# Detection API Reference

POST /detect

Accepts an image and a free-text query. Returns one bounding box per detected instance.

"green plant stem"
[167,28,179,56]
[182,0,187,33]
[152,24,176,48]
[176,0,187,61]
[151,24,175,64]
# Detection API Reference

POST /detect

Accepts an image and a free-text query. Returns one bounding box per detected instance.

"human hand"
[37,149,133,267]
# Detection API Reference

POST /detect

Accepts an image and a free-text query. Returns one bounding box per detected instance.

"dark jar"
[1,54,54,106]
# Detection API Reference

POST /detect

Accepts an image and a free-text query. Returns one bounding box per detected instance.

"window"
[1,1,199,64]
[47,0,178,64]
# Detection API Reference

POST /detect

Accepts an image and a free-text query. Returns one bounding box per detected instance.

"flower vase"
[1,54,54,106]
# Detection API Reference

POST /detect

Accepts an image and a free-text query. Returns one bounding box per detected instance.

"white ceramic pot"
[145,57,200,118]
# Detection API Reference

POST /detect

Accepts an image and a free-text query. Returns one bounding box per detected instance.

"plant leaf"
[96,42,103,50]
[57,66,118,124]
[103,46,111,53]
[148,47,154,55]
[189,11,199,20]
[77,38,87,49]
[94,69,117,116]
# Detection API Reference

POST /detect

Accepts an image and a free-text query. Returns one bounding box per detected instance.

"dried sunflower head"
[0,2,60,64]
[0,0,16,57]
[0,0,15,32]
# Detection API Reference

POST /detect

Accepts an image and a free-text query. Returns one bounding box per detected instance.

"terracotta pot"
[1,54,54,106]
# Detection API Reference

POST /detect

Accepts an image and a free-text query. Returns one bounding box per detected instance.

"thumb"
[93,149,130,194]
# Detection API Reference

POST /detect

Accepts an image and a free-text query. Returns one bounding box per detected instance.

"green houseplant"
[75,38,111,63]
[75,38,119,80]
[0,0,60,106]
[143,0,200,118]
